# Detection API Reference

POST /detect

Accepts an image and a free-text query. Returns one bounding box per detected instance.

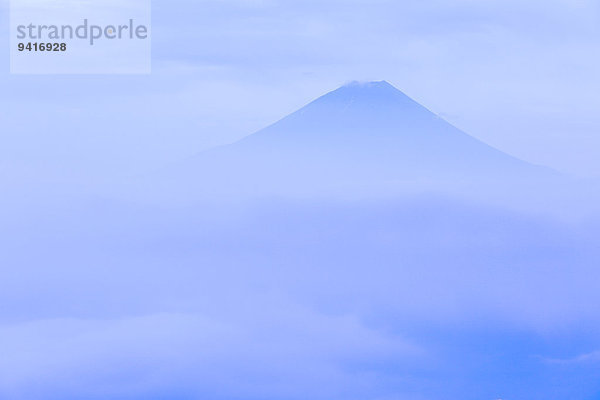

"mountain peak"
[343,80,394,88]
[142,79,552,201]
[301,80,431,121]
[338,80,403,97]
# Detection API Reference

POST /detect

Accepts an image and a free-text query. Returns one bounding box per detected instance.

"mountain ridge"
[218,80,544,172]
[138,80,556,200]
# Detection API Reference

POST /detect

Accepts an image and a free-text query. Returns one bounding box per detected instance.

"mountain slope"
[146,81,554,199]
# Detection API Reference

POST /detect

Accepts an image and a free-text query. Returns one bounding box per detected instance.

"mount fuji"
[144,81,553,200]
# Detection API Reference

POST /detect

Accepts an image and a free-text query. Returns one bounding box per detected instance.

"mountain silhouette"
[145,81,553,199]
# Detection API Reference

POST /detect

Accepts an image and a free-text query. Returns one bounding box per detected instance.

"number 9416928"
[18,43,67,51]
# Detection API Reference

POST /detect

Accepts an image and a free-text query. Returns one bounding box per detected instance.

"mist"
[2,79,600,400]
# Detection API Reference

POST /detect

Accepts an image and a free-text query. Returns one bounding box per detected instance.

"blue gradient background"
[1,1,600,399]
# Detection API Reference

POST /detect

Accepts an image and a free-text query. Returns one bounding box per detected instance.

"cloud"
[544,351,600,365]
[0,307,420,400]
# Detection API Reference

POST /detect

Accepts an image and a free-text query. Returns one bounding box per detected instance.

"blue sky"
[1,0,600,179]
